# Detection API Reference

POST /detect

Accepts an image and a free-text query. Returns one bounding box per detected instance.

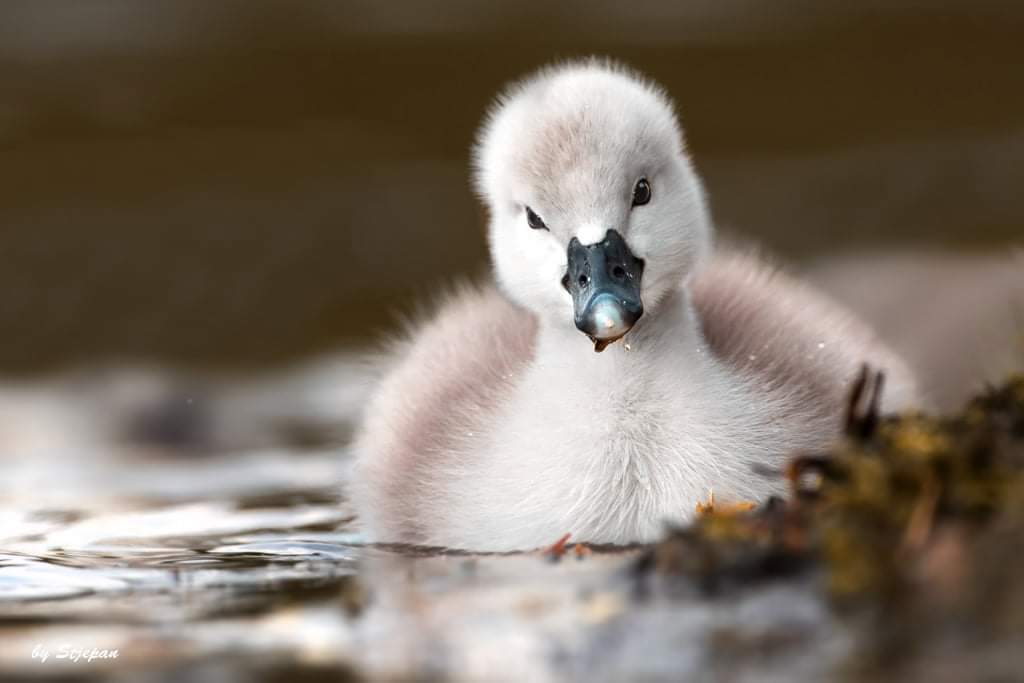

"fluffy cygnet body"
[354,61,918,551]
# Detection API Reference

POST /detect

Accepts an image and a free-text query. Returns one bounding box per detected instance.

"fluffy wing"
[352,283,536,542]
[691,249,920,417]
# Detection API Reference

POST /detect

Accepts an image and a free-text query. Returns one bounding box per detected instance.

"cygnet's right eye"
[525,206,548,231]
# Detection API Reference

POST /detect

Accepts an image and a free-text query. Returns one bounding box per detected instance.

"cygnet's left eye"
[631,178,651,207]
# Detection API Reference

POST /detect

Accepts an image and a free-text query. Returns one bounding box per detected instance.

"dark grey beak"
[563,230,644,352]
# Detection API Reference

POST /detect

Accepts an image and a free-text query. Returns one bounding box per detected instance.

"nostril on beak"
[577,274,590,289]
[611,265,626,281]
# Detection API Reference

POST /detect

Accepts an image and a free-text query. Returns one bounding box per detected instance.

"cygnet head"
[473,60,712,350]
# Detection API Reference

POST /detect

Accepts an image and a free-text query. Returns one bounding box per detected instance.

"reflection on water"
[0,449,359,624]
[0,363,367,679]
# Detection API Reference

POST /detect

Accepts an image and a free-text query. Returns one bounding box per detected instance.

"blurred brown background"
[2,0,1022,376]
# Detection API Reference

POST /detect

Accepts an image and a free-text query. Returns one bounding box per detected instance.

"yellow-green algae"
[636,370,1024,678]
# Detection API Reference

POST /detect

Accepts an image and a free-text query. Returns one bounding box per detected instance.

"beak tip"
[580,294,641,341]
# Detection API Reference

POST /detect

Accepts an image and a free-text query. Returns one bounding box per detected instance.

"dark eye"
[632,178,651,207]
[525,206,548,231]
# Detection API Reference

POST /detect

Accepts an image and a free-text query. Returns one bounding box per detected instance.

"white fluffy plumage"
[353,59,919,551]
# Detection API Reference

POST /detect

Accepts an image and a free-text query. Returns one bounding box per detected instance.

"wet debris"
[631,495,812,599]
[632,368,1024,677]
